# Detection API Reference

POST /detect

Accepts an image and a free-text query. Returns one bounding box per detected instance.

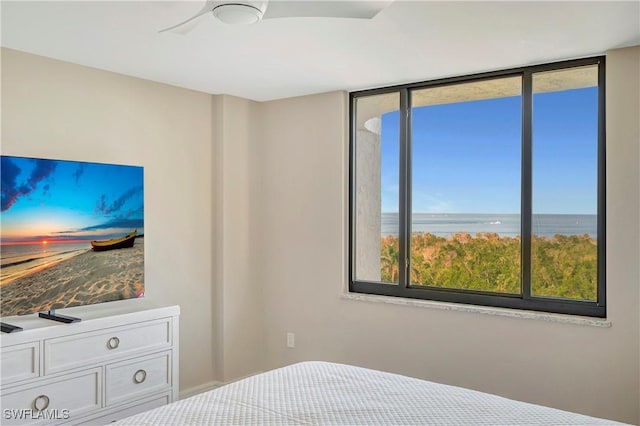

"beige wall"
[1,48,216,393]
[606,45,640,417]
[213,94,266,382]
[2,45,639,423]
[252,46,640,424]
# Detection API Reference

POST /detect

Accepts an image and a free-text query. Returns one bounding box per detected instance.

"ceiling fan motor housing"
[212,1,269,25]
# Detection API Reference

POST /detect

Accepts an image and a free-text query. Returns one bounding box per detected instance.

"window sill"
[340,292,611,328]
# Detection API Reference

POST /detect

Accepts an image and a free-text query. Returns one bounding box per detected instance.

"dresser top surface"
[1,300,179,346]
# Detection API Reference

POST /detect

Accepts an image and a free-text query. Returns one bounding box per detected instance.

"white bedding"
[116,361,626,425]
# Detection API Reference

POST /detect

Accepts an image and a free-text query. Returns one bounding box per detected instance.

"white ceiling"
[2,1,639,102]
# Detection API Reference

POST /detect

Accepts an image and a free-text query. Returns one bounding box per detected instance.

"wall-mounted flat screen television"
[1,155,144,319]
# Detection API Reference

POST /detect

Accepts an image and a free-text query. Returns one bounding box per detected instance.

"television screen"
[1,155,144,317]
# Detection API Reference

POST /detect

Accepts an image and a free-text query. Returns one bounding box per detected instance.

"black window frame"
[349,57,606,318]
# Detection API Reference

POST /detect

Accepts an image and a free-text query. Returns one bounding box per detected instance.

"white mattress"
[115,361,626,425]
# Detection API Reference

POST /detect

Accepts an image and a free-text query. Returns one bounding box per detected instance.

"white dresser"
[0,301,179,425]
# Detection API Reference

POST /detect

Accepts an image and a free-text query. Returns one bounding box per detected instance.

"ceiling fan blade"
[159,0,218,34]
[262,0,393,20]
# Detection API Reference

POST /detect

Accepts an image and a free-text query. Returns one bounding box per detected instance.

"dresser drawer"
[67,392,171,425]
[45,318,172,375]
[0,341,40,385]
[105,351,172,407]
[1,367,101,425]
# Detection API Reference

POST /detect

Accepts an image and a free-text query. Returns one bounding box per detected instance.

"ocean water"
[382,213,597,238]
[1,242,91,282]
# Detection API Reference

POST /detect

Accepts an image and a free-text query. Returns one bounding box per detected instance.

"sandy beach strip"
[1,239,144,317]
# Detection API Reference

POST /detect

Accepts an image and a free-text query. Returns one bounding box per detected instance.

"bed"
[115,361,626,425]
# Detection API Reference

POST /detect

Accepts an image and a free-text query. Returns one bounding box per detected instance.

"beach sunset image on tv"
[1,155,144,317]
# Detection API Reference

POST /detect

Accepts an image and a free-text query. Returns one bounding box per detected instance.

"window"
[350,58,605,317]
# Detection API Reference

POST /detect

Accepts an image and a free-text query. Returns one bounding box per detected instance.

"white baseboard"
[179,380,223,400]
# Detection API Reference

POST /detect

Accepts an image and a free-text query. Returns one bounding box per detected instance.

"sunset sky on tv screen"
[1,156,144,245]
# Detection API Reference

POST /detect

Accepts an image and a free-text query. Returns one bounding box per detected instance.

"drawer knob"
[107,336,120,349]
[33,394,50,411]
[133,369,147,384]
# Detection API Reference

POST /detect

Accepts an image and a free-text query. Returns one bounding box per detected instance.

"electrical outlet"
[286,332,295,348]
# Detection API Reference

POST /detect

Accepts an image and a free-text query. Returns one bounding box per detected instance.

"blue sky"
[380,87,598,214]
[1,156,143,244]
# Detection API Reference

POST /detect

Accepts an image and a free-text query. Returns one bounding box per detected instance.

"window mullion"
[522,71,533,300]
[398,89,411,290]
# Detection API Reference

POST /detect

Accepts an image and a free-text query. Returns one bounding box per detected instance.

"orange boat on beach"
[91,230,137,252]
